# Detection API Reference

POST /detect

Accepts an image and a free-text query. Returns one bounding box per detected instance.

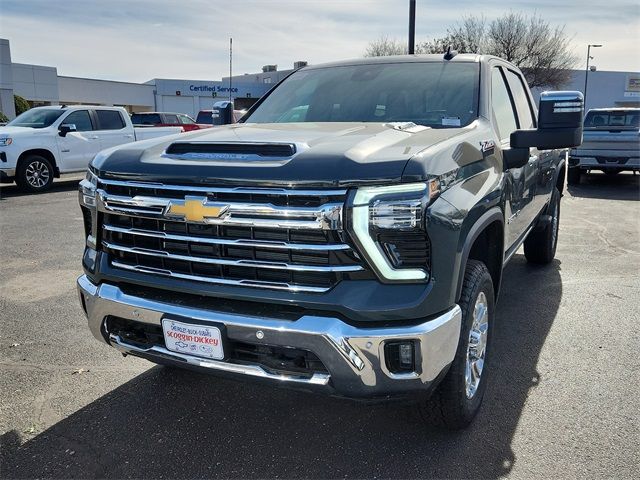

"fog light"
[385,340,416,373]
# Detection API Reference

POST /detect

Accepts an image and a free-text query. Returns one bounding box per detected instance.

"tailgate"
[578,129,640,152]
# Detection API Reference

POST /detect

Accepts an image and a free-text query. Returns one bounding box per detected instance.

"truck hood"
[0,126,48,137]
[94,122,467,187]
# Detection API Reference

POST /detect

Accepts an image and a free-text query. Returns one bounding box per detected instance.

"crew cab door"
[490,66,539,249]
[56,109,102,171]
[94,109,134,150]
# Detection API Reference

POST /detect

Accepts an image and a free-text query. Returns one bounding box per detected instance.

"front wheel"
[16,155,54,193]
[420,260,494,429]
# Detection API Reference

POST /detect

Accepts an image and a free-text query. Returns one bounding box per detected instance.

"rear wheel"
[524,187,560,265]
[567,167,581,185]
[16,155,54,193]
[420,260,494,429]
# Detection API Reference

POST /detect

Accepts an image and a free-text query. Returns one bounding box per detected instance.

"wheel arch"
[17,149,60,178]
[455,207,505,302]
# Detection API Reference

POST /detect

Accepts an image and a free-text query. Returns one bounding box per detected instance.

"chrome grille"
[96,179,368,293]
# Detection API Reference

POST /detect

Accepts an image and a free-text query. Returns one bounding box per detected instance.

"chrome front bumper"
[77,275,461,398]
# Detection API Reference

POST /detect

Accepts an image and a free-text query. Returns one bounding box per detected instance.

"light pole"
[584,44,602,110]
[408,0,416,54]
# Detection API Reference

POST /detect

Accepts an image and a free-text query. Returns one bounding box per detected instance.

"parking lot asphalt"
[0,173,639,479]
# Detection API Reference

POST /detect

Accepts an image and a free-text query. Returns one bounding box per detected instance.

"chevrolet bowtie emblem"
[165,196,229,222]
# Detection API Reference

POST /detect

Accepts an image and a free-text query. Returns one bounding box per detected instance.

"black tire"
[15,155,54,193]
[567,167,581,185]
[420,260,495,429]
[524,187,560,265]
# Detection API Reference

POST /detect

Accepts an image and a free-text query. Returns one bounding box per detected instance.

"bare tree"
[365,13,578,88]
[364,35,407,57]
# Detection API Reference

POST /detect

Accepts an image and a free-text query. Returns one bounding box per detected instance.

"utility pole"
[583,44,602,110]
[229,37,233,103]
[408,0,416,54]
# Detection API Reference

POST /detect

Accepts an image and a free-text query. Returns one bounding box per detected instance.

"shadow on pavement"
[0,177,83,200]
[567,172,640,201]
[0,255,561,479]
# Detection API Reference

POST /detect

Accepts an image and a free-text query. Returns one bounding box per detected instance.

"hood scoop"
[163,142,297,162]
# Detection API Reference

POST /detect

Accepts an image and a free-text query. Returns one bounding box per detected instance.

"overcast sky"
[1,0,638,83]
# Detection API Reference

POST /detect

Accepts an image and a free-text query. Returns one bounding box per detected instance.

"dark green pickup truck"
[77,54,583,428]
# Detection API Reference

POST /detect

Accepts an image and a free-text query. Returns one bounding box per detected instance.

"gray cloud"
[0,0,637,83]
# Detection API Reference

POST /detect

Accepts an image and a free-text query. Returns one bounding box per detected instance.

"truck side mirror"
[510,91,584,149]
[59,123,77,137]
[212,101,234,126]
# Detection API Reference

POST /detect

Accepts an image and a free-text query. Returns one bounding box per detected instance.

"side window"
[178,114,195,124]
[505,69,535,129]
[164,114,179,124]
[63,110,93,132]
[96,110,125,130]
[491,68,518,141]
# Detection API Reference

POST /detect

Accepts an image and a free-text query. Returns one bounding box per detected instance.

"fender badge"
[480,140,495,155]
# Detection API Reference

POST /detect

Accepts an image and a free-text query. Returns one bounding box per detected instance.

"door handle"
[89,136,99,140]
[124,134,134,138]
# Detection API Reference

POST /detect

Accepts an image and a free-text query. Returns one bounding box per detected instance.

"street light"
[408,0,416,54]
[584,44,602,110]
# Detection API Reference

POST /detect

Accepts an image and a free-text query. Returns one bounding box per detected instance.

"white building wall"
[0,38,16,119]
[12,63,59,104]
[58,76,155,111]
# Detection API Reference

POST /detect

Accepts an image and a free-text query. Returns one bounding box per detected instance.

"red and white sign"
[162,319,224,360]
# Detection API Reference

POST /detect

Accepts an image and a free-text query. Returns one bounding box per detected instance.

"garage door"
[161,96,195,117]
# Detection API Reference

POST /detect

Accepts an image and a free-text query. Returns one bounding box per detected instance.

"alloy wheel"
[465,291,489,399]
[25,161,51,189]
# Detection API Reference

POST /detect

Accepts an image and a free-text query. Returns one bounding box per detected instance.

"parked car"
[568,108,640,184]
[0,106,183,192]
[77,54,583,428]
[130,112,210,131]
[195,108,245,125]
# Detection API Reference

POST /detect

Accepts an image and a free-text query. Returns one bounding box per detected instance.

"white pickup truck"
[0,106,183,192]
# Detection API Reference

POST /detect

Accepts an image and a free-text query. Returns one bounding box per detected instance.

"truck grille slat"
[102,224,350,251]
[97,180,370,293]
[102,241,362,273]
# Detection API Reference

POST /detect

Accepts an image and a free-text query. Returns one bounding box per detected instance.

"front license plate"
[162,319,224,360]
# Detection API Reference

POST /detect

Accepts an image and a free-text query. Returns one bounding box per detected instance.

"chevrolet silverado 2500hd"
[77,54,583,428]
[0,106,183,192]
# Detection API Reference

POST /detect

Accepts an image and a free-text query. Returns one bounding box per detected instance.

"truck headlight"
[79,169,98,207]
[79,169,98,249]
[0,137,12,146]
[351,181,439,282]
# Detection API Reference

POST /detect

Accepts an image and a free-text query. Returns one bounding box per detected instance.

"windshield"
[196,112,213,124]
[131,113,162,125]
[584,110,640,128]
[8,108,66,129]
[244,62,479,128]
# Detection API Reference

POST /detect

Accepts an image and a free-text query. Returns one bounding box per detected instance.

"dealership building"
[1,37,639,120]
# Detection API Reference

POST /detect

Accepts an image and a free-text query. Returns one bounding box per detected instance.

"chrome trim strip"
[103,241,363,273]
[98,191,344,230]
[97,178,347,196]
[109,334,331,386]
[111,260,331,293]
[103,224,351,252]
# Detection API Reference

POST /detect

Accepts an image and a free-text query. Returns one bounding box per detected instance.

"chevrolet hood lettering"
[165,196,229,222]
